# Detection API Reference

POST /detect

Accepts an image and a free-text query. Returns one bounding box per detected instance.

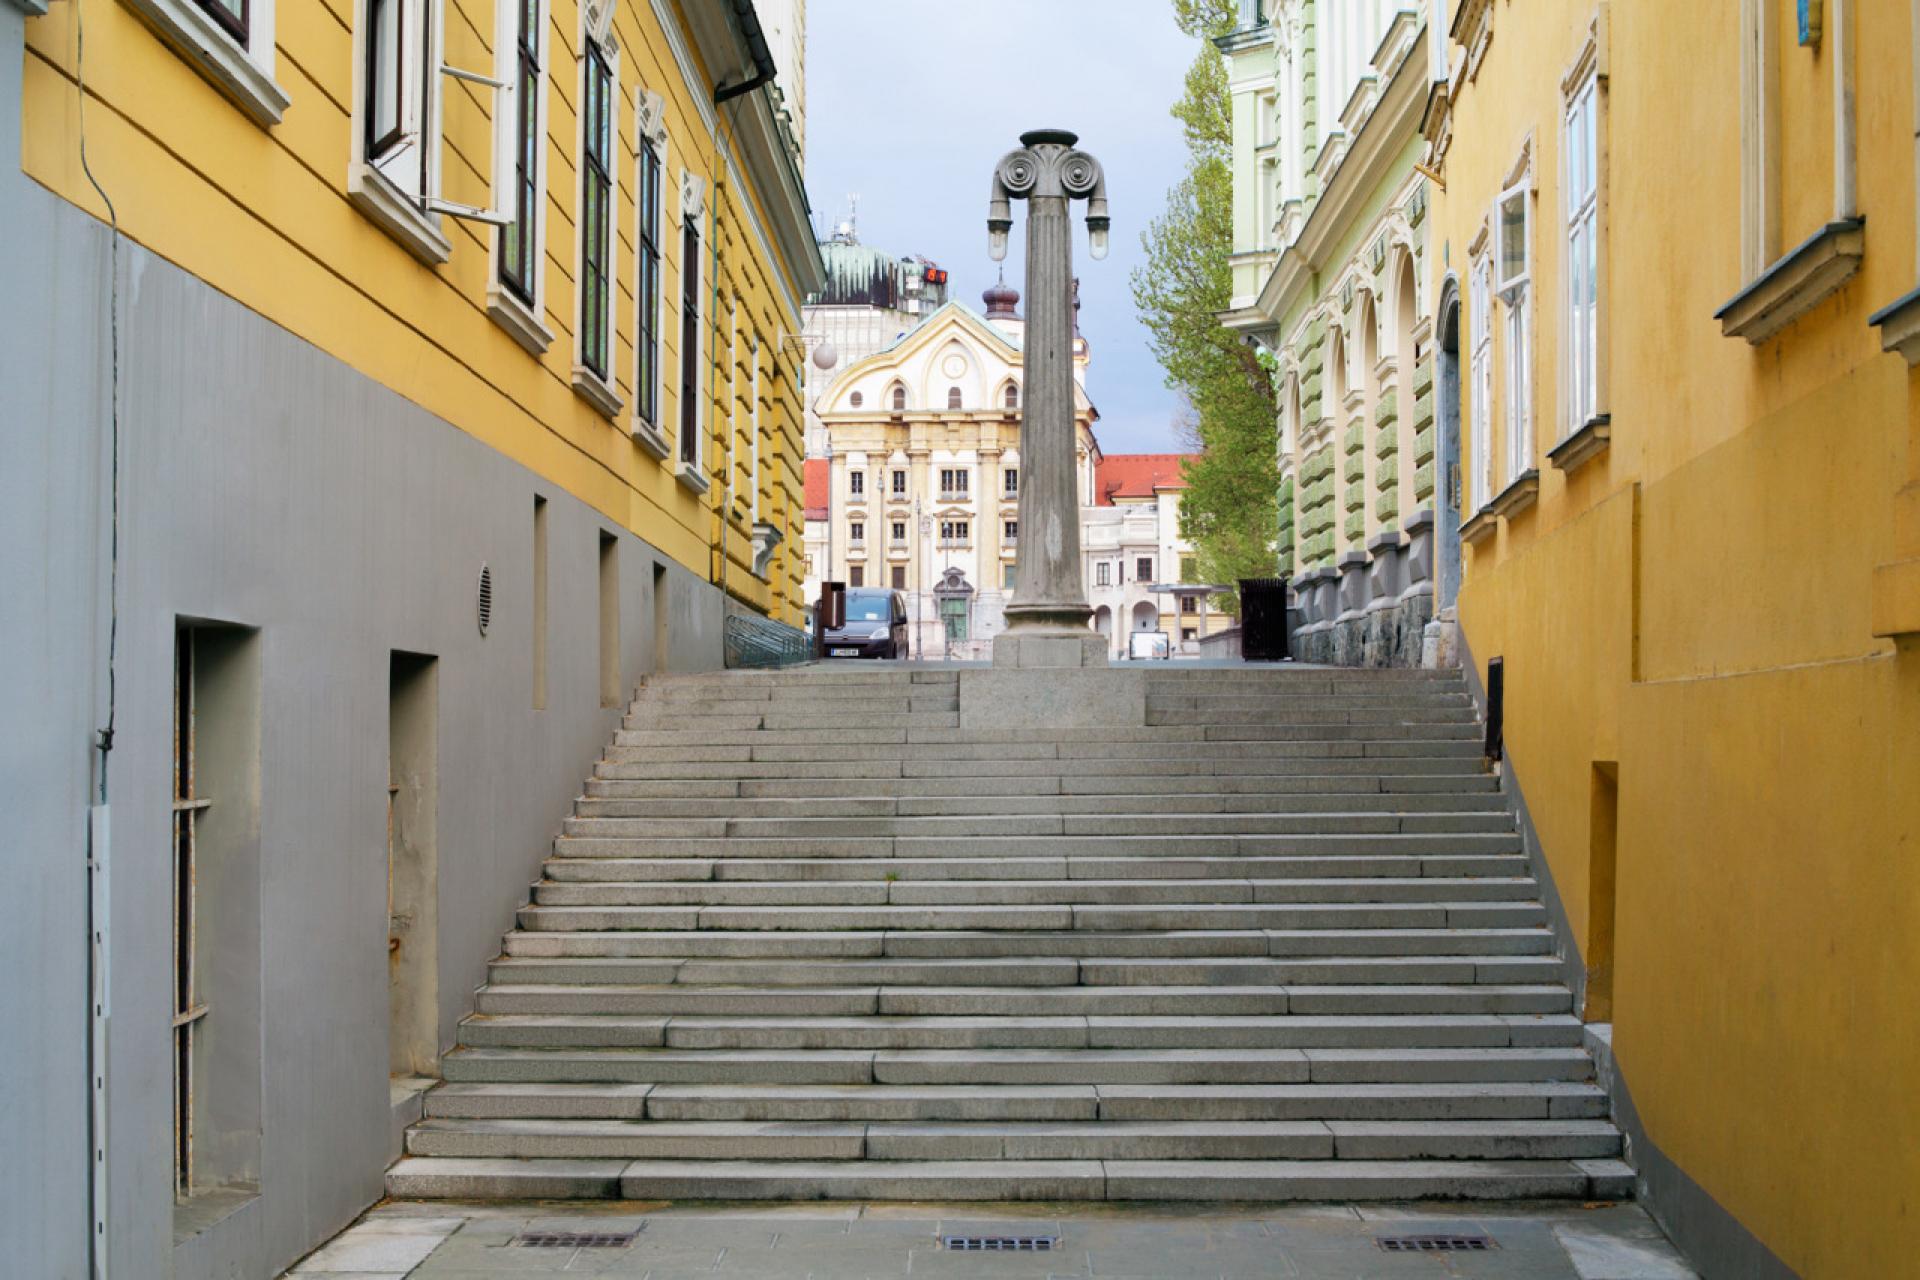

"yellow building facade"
[1427,1,1919,1274]
[21,0,822,620]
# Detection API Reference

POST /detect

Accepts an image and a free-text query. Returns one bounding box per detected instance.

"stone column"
[989,129,1111,668]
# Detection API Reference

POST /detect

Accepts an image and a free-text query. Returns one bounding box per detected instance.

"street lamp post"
[988,129,1110,668]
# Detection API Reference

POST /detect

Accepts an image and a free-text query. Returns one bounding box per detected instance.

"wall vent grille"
[941,1236,1059,1252]
[509,1230,639,1248]
[477,564,494,636]
[1376,1235,1495,1252]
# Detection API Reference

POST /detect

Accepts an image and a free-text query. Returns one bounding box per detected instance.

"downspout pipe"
[714,0,776,104]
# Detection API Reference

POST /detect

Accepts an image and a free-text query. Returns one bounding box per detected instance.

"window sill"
[572,365,623,419]
[1461,505,1500,545]
[1489,469,1539,519]
[1716,218,1865,345]
[120,0,288,126]
[1871,557,1920,639]
[1869,285,1920,365]
[1548,414,1611,475]
[348,163,451,266]
[487,283,554,357]
[630,416,672,460]
[675,457,710,495]
[171,1181,260,1247]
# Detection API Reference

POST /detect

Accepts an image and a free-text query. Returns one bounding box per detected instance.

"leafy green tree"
[1132,0,1280,608]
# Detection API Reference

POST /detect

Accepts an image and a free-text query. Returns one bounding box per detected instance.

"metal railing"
[723,611,812,668]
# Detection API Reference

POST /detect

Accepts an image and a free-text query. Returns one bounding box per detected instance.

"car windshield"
[843,595,890,622]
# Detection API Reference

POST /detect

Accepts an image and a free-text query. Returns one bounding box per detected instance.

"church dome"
[983,277,1020,318]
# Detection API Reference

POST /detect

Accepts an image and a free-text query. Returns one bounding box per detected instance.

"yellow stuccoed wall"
[21,0,809,622]
[1433,1,1919,1275]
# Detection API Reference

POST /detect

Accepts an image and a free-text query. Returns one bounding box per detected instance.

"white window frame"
[749,334,762,522]
[631,95,670,456]
[1469,254,1494,508]
[349,0,513,265]
[676,171,710,493]
[1495,164,1534,487]
[488,0,554,355]
[571,14,622,417]
[1564,69,1600,437]
[121,0,289,127]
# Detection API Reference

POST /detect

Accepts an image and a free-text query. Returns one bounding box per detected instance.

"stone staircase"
[386,665,1629,1202]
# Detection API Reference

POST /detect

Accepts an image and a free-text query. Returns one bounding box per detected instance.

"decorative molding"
[583,0,616,54]
[1548,414,1611,475]
[118,0,289,126]
[750,521,784,580]
[1716,218,1865,344]
[637,89,669,149]
[681,170,708,221]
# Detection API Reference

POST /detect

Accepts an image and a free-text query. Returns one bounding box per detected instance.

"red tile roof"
[1096,453,1193,506]
[803,458,830,520]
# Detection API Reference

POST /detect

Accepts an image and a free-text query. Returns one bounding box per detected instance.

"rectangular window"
[1182,595,1199,615]
[891,565,907,590]
[1565,73,1600,433]
[1470,255,1494,507]
[891,521,907,542]
[849,471,865,497]
[940,519,970,543]
[850,521,865,543]
[1003,563,1016,590]
[892,469,908,495]
[940,468,969,496]
[1004,520,1018,543]
[849,564,865,587]
[1137,557,1154,581]
[578,46,613,380]
[1004,468,1018,497]
[680,219,702,467]
[1180,555,1197,581]
[499,0,542,304]
[1095,561,1111,587]
[365,0,406,159]
[636,138,662,428]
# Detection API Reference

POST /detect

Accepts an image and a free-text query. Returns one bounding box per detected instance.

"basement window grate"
[942,1236,1060,1252]
[509,1230,640,1248]
[1376,1234,1496,1252]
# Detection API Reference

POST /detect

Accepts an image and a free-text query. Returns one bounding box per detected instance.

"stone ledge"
[572,365,624,419]
[1716,218,1865,345]
[488,284,555,357]
[1869,284,1920,365]
[1489,470,1540,520]
[1461,506,1499,546]
[631,416,672,461]
[1548,415,1610,475]
[1871,558,1920,639]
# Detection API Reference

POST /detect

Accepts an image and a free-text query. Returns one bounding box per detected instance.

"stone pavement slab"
[285,1199,1697,1279]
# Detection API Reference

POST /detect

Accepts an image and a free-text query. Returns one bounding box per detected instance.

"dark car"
[824,589,909,659]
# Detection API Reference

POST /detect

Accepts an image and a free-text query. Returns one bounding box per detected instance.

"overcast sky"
[804,1,1198,455]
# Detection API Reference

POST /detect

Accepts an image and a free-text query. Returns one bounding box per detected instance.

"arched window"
[849,391,863,408]
[890,385,906,412]
[947,387,963,410]
[1003,383,1019,408]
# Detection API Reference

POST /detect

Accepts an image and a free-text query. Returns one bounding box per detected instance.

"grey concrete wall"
[2,170,726,1277]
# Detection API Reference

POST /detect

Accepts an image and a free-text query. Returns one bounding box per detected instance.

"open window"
[1495,181,1530,300]
[487,0,554,354]
[352,0,512,264]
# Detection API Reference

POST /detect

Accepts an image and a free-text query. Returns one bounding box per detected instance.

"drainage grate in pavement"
[942,1236,1061,1252]
[1376,1234,1496,1252]
[509,1230,641,1248]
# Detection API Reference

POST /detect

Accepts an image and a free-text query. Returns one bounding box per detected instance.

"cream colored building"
[1084,456,1227,657]
[809,282,1100,657]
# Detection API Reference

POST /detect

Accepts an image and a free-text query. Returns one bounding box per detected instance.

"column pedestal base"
[991,631,1112,669]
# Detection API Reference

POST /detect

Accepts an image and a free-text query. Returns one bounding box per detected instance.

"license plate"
[830,647,859,657]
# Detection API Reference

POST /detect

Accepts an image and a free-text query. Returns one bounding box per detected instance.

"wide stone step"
[484,954,1562,989]
[402,1115,1618,1163]
[581,773,1504,799]
[559,812,1513,839]
[612,723,1483,749]
[515,901,1546,933]
[570,792,1512,818]
[550,833,1525,860]
[501,926,1555,960]
[528,877,1540,909]
[539,853,1530,884]
[441,1045,1585,1089]
[385,1154,1627,1202]
[453,1012,1581,1052]
[597,756,1490,781]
